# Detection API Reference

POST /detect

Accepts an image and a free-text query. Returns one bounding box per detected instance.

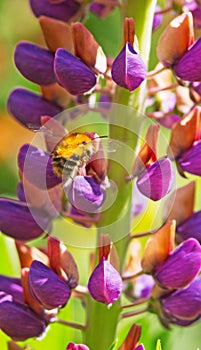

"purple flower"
[7,88,62,130]
[66,343,89,350]
[133,274,155,299]
[161,277,201,325]
[0,292,46,341]
[177,210,201,243]
[18,144,62,189]
[178,140,201,175]
[29,260,71,309]
[136,345,145,350]
[14,42,56,85]
[136,157,174,201]
[88,258,122,305]
[174,37,201,81]
[155,238,201,289]
[0,198,51,241]
[54,48,97,95]
[67,176,106,213]
[29,0,80,22]
[111,42,147,91]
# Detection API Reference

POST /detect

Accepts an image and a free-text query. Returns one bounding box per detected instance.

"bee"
[50,132,103,187]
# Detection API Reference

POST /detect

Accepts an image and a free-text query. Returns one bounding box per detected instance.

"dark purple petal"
[7,88,62,130]
[29,260,71,309]
[66,343,89,350]
[192,7,201,28]
[174,37,201,81]
[29,0,80,22]
[178,140,201,175]
[0,293,46,341]
[54,48,97,95]
[111,43,147,91]
[192,81,201,96]
[88,258,122,305]
[155,238,201,289]
[14,42,56,85]
[67,176,106,213]
[18,144,61,189]
[161,277,201,322]
[177,210,201,243]
[0,275,23,303]
[136,158,174,201]
[0,198,50,241]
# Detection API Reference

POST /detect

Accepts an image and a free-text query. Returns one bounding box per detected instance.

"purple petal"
[54,48,97,95]
[7,88,62,130]
[136,158,174,201]
[177,210,201,243]
[161,277,201,321]
[29,0,80,22]
[29,260,71,309]
[0,293,46,341]
[192,81,201,96]
[133,274,155,299]
[18,144,61,189]
[157,114,180,129]
[155,238,201,289]
[14,42,56,85]
[111,43,147,91]
[88,258,122,305]
[0,198,50,241]
[192,7,201,28]
[16,182,26,202]
[174,37,201,81]
[152,6,163,31]
[67,176,106,213]
[178,140,201,175]
[0,276,23,303]
[135,345,145,350]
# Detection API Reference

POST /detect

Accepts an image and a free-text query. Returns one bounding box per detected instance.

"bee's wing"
[39,119,68,152]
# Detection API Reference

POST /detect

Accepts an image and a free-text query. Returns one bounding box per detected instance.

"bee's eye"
[82,141,87,145]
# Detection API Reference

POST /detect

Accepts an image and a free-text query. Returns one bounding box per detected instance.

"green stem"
[84,1,156,349]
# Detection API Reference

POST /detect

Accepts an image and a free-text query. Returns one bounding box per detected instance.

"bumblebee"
[51,132,96,187]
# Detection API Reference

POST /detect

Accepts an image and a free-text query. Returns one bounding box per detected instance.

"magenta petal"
[18,144,62,189]
[135,345,145,350]
[111,42,147,91]
[29,260,71,309]
[54,48,97,95]
[0,198,50,241]
[29,0,80,22]
[88,258,122,305]
[0,293,46,341]
[0,276,23,304]
[155,238,201,289]
[14,42,56,85]
[66,343,89,350]
[7,88,62,130]
[162,277,201,322]
[67,176,106,213]
[178,140,201,175]
[136,158,174,201]
[177,211,201,243]
[174,37,201,81]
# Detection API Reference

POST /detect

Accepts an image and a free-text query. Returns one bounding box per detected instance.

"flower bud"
[7,88,62,130]
[88,258,122,305]
[29,260,71,309]
[178,140,201,176]
[54,48,97,95]
[111,42,146,91]
[29,0,80,22]
[0,275,23,304]
[155,238,201,289]
[14,42,55,85]
[157,12,194,67]
[66,343,89,350]
[176,210,201,243]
